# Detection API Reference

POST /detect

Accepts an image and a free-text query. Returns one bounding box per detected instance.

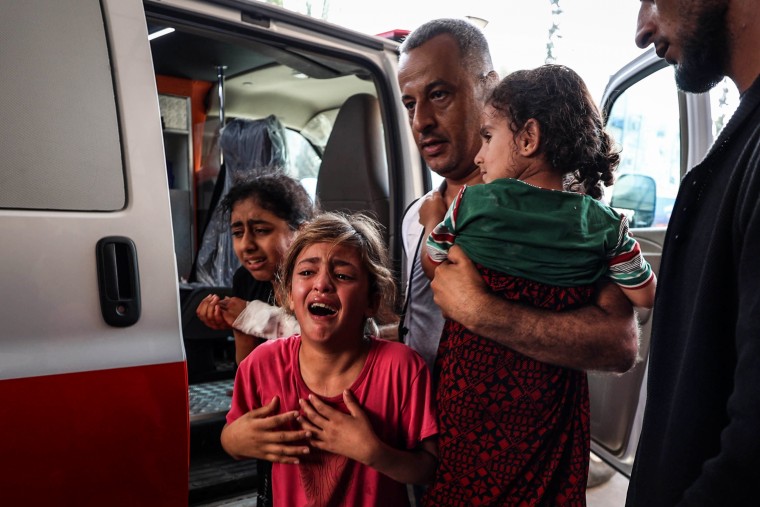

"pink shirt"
[227,336,438,507]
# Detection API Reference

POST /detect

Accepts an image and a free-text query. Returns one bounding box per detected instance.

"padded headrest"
[316,93,389,233]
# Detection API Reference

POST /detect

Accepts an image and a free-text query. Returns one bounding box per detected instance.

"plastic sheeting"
[194,116,288,287]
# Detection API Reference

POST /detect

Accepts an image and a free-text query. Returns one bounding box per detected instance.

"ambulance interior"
[146,13,389,501]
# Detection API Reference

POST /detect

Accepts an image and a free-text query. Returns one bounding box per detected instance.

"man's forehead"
[401,34,463,66]
[399,53,471,92]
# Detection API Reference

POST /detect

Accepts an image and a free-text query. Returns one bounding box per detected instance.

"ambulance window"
[0,0,124,211]
[606,66,681,228]
[709,77,740,138]
[282,128,321,202]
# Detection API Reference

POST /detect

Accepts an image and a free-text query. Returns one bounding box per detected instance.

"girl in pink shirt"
[223,212,438,507]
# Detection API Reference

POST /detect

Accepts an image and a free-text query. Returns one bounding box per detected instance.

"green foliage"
[546,0,563,64]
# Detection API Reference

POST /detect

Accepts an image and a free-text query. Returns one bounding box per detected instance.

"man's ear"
[485,70,500,88]
[517,118,541,157]
[477,70,500,102]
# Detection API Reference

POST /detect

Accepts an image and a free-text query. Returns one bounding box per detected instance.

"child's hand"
[298,391,381,466]
[196,294,231,330]
[218,296,247,326]
[221,396,312,464]
[418,191,447,230]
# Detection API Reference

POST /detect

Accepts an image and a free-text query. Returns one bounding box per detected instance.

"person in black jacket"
[627,1,760,505]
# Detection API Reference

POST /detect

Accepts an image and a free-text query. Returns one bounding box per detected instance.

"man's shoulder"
[401,191,436,254]
[401,190,436,226]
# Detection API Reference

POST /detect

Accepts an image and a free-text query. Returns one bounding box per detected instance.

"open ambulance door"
[0,1,187,505]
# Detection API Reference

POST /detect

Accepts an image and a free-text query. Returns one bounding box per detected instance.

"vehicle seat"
[316,93,389,236]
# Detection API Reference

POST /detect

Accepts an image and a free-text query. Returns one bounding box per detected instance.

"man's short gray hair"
[400,18,494,79]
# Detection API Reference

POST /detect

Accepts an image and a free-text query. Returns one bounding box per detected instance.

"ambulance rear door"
[0,1,187,505]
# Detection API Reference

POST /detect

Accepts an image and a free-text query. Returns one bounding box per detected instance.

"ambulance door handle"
[96,236,141,327]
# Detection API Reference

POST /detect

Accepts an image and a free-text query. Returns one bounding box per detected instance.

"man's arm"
[430,245,639,372]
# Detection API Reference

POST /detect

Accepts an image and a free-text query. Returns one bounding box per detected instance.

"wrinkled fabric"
[627,74,760,507]
[232,300,300,340]
[228,336,438,507]
[427,179,651,288]
[424,266,593,507]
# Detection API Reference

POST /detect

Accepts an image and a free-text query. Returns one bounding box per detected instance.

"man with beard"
[626,1,760,505]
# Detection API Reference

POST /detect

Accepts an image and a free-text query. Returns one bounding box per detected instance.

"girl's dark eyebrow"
[331,258,356,268]
[230,218,272,227]
[295,256,357,269]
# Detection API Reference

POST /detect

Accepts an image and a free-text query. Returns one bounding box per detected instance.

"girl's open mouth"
[308,302,337,316]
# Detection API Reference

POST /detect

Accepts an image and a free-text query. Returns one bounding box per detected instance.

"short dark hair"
[221,172,314,230]
[488,64,620,200]
[401,18,494,80]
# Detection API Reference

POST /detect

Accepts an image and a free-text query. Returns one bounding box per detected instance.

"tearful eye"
[308,302,337,316]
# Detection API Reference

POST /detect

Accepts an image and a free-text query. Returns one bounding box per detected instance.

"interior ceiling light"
[465,16,488,29]
[148,27,175,41]
[292,71,309,79]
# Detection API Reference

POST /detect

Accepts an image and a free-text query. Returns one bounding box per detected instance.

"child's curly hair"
[488,64,620,199]
[276,212,397,332]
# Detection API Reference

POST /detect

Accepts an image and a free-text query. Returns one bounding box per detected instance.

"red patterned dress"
[423,266,594,507]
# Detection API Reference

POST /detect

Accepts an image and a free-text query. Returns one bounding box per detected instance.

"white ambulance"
[0,1,420,504]
[0,0,735,504]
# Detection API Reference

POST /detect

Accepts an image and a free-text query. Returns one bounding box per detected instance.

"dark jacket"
[627,74,760,506]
